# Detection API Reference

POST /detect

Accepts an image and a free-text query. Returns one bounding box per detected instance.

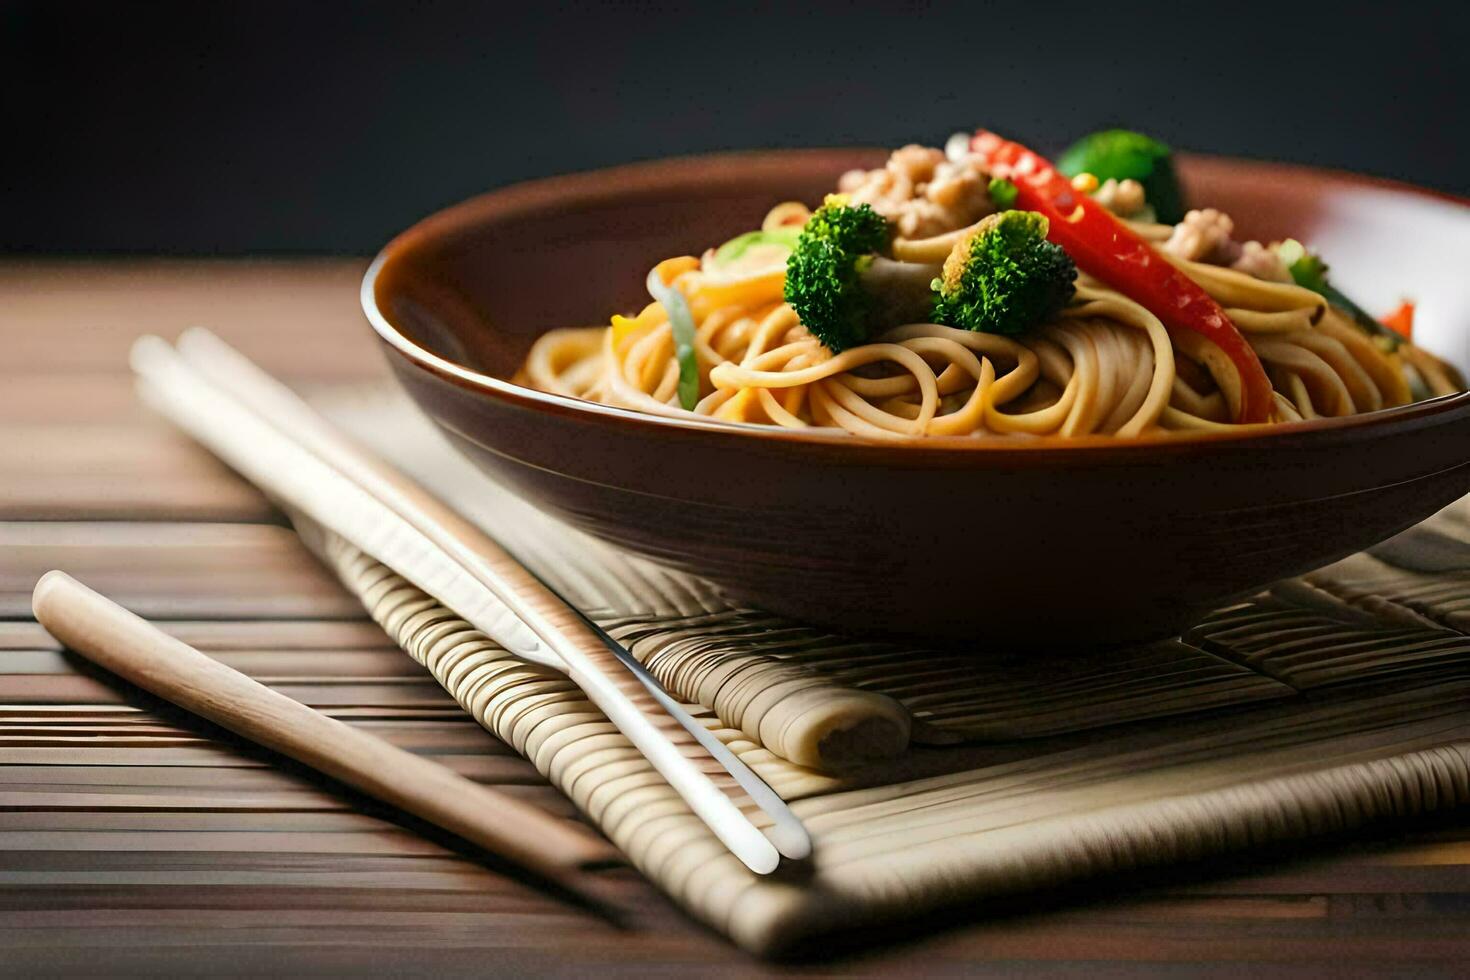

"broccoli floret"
[1058,129,1185,224]
[1275,238,1331,292]
[784,197,939,352]
[931,211,1077,336]
[1275,238,1401,351]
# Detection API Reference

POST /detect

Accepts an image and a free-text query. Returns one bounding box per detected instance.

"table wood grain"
[3,259,1468,975]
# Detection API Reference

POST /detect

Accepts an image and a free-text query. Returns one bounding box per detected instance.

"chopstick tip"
[127,333,174,375]
[771,823,813,862]
[176,325,224,357]
[31,569,80,620]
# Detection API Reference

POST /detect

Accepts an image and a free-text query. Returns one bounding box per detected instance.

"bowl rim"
[361,147,1470,456]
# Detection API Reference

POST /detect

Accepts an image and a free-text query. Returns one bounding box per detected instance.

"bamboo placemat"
[305,389,1470,956]
[317,391,1304,769]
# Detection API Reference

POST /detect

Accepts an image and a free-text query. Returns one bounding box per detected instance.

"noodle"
[519,198,1462,441]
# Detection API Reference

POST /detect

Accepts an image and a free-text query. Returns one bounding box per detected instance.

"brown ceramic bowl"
[362,149,1470,645]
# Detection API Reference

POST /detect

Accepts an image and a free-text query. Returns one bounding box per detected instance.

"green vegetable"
[645,268,701,410]
[713,227,803,264]
[783,197,939,352]
[1275,239,1401,351]
[1057,128,1185,224]
[988,177,1018,210]
[931,210,1077,336]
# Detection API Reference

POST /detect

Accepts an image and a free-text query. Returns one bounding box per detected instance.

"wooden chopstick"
[31,570,623,899]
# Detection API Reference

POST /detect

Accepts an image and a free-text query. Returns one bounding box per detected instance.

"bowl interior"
[373,149,879,382]
[371,150,1469,385]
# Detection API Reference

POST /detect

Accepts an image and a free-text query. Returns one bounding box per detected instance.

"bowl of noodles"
[362,131,1470,644]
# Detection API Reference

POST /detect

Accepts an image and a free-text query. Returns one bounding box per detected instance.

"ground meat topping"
[1165,208,1242,265]
[1230,240,1293,283]
[1092,178,1149,218]
[837,145,995,239]
[1163,207,1291,282]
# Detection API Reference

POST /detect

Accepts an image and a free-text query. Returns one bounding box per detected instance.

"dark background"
[4,0,1465,255]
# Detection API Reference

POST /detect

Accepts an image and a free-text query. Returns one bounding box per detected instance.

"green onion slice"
[646,268,701,410]
[713,227,802,265]
[988,177,1018,210]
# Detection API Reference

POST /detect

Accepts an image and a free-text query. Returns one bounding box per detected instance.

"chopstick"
[173,328,810,864]
[130,330,808,873]
[31,570,623,902]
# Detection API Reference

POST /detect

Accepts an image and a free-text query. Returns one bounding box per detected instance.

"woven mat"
[302,388,1470,957]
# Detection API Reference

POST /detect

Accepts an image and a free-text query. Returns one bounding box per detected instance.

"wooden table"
[3,260,1468,975]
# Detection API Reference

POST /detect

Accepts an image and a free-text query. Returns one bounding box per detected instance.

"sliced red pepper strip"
[971,131,1274,425]
[1380,300,1414,340]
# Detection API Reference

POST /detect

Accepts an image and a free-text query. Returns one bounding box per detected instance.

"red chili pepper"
[970,131,1274,425]
[1380,301,1414,340]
